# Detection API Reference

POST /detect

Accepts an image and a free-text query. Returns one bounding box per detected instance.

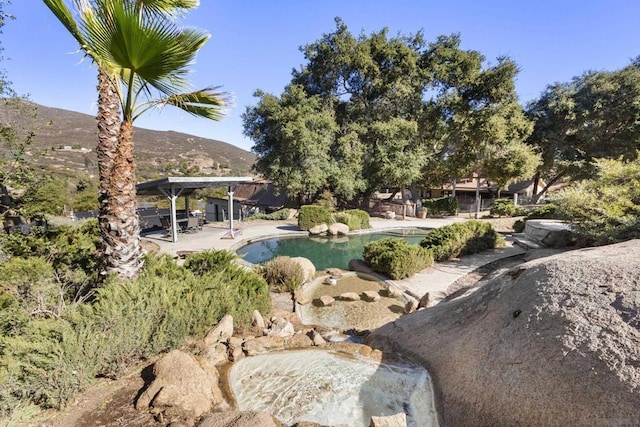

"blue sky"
[3,1,640,152]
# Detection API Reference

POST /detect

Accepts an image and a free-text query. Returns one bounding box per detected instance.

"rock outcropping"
[367,240,640,426]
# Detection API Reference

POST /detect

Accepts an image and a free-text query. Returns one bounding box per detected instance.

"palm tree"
[43,0,228,279]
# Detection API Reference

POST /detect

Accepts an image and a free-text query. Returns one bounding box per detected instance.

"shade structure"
[136,176,254,242]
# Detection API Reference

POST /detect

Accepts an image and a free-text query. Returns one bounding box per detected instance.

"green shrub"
[259,256,305,292]
[0,252,271,416]
[0,256,61,318]
[298,205,334,231]
[0,220,100,299]
[333,209,371,231]
[422,196,458,216]
[248,208,290,221]
[489,199,526,217]
[363,238,433,280]
[183,249,236,275]
[512,204,559,232]
[513,219,525,233]
[420,220,505,261]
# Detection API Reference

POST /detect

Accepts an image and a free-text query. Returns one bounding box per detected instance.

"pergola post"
[228,185,234,235]
[160,187,184,243]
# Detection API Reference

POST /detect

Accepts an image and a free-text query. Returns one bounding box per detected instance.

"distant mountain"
[0,100,256,182]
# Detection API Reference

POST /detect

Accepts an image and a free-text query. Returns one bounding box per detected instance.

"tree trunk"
[96,69,144,279]
[532,171,565,204]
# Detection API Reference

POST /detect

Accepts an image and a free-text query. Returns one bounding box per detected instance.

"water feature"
[229,349,438,426]
[236,228,430,270]
[298,272,406,330]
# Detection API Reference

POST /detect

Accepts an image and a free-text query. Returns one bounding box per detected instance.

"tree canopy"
[526,60,640,200]
[243,19,534,205]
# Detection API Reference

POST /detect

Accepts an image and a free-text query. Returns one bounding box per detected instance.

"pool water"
[236,228,430,270]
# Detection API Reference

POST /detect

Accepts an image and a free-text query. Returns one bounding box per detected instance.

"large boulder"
[328,222,349,236]
[308,223,328,235]
[367,240,640,426]
[524,219,576,248]
[290,256,316,283]
[135,350,225,423]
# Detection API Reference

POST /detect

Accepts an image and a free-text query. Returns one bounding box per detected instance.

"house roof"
[136,176,254,196]
[232,182,289,208]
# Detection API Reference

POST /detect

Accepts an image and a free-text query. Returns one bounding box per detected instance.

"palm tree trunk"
[96,69,144,279]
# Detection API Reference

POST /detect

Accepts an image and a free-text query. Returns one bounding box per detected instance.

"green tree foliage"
[425,35,534,191]
[550,157,640,244]
[18,175,72,216]
[526,60,640,200]
[244,21,534,205]
[482,140,541,196]
[422,196,458,216]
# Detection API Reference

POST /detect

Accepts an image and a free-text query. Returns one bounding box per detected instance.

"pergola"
[136,176,254,242]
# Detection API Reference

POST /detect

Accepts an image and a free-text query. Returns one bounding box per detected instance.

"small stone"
[318,295,336,307]
[370,412,407,427]
[418,292,431,309]
[309,330,327,346]
[203,314,233,347]
[251,310,266,330]
[243,336,286,356]
[404,298,418,314]
[264,318,295,339]
[327,268,343,278]
[362,290,381,302]
[286,332,314,349]
[203,342,229,366]
[384,286,404,298]
[340,292,361,301]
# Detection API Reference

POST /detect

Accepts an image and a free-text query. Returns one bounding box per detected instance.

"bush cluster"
[258,256,305,292]
[297,205,334,231]
[0,238,270,417]
[333,209,371,231]
[489,199,526,217]
[420,220,505,261]
[248,208,290,221]
[512,203,559,232]
[422,196,458,216]
[363,238,433,280]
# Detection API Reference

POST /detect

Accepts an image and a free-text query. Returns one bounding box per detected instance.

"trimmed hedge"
[333,209,371,231]
[422,196,458,216]
[363,238,433,280]
[248,208,290,221]
[490,199,526,217]
[298,205,334,231]
[420,220,504,261]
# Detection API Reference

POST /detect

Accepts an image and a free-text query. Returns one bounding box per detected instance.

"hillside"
[0,99,256,182]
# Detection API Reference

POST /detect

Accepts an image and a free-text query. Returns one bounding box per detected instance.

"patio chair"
[184,216,201,233]
[160,216,178,235]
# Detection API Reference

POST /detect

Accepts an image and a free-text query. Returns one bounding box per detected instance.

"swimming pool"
[236,228,431,270]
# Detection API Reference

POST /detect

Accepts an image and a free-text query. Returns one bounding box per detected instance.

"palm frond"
[150,87,231,121]
[135,0,199,18]
[43,0,86,49]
